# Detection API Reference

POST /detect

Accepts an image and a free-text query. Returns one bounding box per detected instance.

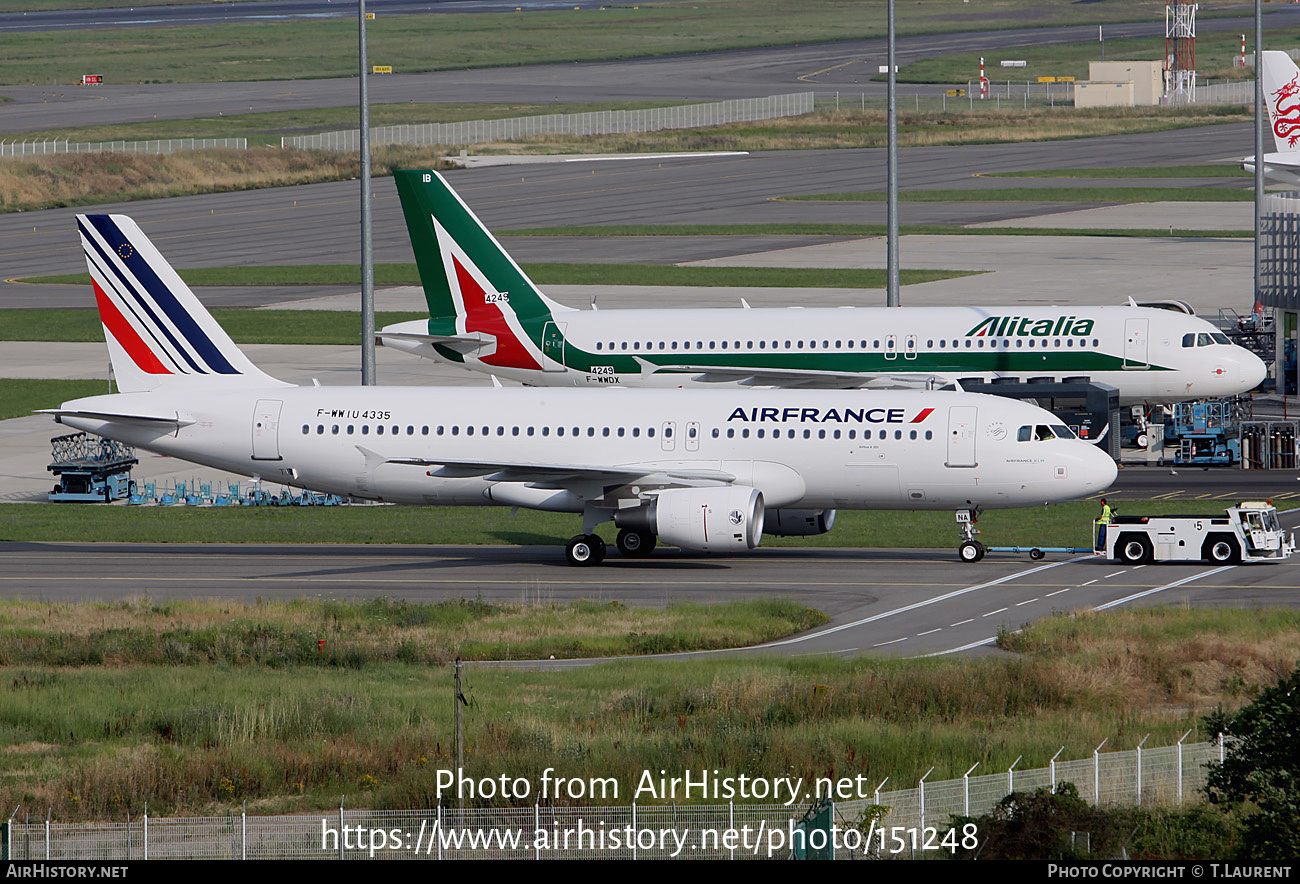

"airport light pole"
[886,0,900,307]
[1254,0,1264,311]
[359,0,377,386]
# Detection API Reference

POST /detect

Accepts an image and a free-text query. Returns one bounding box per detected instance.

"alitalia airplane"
[1244,50,1300,187]
[379,170,1266,405]
[46,214,1117,565]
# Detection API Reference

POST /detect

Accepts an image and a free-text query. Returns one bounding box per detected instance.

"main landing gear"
[565,534,606,566]
[616,528,656,558]
[564,529,659,566]
[956,507,985,563]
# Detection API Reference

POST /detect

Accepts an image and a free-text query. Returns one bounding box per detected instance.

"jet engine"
[615,486,764,552]
[766,508,837,537]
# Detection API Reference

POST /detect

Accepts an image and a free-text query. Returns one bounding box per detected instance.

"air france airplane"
[379,170,1265,404]
[49,214,1116,565]
[1244,50,1300,187]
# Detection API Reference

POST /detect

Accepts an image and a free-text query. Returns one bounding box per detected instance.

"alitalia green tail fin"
[394,170,573,372]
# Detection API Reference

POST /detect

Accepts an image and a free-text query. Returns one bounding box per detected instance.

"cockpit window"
[1018,425,1072,441]
[1182,333,1195,348]
[1197,333,1212,346]
[1211,332,1231,345]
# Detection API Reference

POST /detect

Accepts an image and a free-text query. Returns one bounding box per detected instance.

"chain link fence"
[4,738,1226,860]
[815,82,1076,114]
[0,137,247,158]
[281,93,814,151]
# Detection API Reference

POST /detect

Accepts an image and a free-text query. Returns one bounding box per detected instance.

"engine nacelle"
[766,508,837,537]
[615,486,764,553]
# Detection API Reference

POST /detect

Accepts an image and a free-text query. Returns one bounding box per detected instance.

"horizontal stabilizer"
[376,327,495,355]
[39,407,195,428]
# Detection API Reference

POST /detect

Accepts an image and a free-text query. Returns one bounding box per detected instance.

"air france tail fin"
[1262,51,1300,152]
[392,169,573,371]
[77,214,289,393]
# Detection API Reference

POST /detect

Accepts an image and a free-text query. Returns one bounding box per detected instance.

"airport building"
[1258,193,1300,398]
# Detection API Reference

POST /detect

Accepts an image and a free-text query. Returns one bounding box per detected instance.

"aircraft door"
[542,322,566,372]
[885,335,898,360]
[252,399,284,461]
[946,406,978,468]
[905,335,918,360]
[661,421,676,451]
[1123,319,1149,369]
[686,421,700,451]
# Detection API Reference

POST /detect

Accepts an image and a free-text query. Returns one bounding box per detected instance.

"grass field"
[3,500,1295,549]
[499,223,1253,238]
[0,602,1294,817]
[0,310,426,350]
[0,379,117,422]
[894,28,1300,85]
[0,1,1188,87]
[0,106,1254,215]
[785,187,1255,203]
[11,100,694,147]
[984,165,1252,180]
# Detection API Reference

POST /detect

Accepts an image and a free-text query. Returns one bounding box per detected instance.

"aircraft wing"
[357,447,734,487]
[648,361,963,390]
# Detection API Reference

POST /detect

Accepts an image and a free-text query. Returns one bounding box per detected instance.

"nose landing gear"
[956,507,985,563]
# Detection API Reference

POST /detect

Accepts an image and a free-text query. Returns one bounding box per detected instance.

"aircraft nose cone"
[1081,444,1118,493]
[1241,350,1268,392]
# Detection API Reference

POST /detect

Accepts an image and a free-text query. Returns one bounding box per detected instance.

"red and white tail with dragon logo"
[1263,51,1300,150]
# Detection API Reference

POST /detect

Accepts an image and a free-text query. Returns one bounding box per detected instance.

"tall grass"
[1,604,1297,818]
[0,146,454,213]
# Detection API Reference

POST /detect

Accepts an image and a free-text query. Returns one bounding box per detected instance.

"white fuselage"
[57,386,1117,513]
[383,305,1265,404]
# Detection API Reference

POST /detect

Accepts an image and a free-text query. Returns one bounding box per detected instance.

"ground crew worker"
[1095,498,1113,553]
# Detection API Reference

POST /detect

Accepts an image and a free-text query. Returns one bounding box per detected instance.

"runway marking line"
[747,558,1078,650]
[796,59,864,83]
[1092,565,1237,612]
[927,563,1241,658]
[982,607,1008,617]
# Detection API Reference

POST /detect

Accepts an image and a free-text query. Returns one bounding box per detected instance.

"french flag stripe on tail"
[80,215,240,375]
[93,279,173,375]
[81,217,208,374]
